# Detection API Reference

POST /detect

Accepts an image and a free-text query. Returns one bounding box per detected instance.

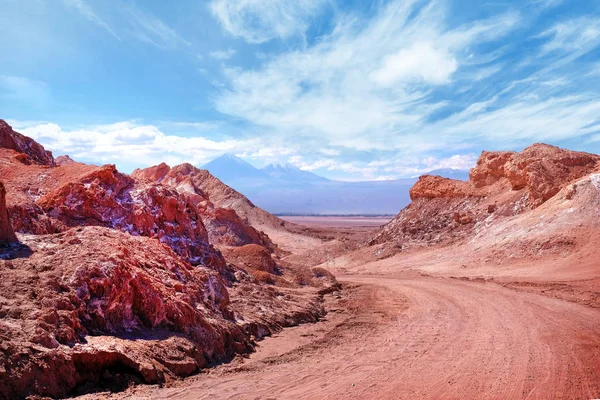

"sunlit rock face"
[372,143,600,251]
[0,182,18,243]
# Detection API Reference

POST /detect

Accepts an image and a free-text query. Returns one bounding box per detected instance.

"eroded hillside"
[0,120,338,399]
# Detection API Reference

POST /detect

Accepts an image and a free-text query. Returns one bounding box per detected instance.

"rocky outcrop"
[0,182,18,243]
[134,162,321,257]
[137,164,290,232]
[132,161,171,182]
[221,244,278,275]
[468,150,514,187]
[133,163,275,251]
[409,175,478,200]
[0,120,55,166]
[204,207,274,249]
[55,154,78,166]
[0,126,335,398]
[0,226,250,399]
[372,144,600,249]
[36,164,226,271]
[470,143,599,205]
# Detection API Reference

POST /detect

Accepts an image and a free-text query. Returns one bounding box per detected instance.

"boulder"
[134,163,276,251]
[0,182,18,243]
[0,226,250,399]
[221,244,278,274]
[0,120,55,166]
[36,164,226,271]
[409,175,477,200]
[470,143,599,205]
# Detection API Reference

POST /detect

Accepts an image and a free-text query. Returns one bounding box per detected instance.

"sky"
[1,0,600,181]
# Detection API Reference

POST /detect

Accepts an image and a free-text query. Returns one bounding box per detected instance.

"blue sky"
[1,0,600,180]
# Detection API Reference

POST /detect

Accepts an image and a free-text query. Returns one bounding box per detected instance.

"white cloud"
[160,121,223,131]
[127,7,191,48]
[210,0,327,43]
[209,49,237,60]
[433,93,600,145]
[297,159,338,171]
[15,121,258,171]
[9,1,600,182]
[62,0,121,40]
[375,175,398,181]
[539,17,600,56]
[62,0,188,49]
[279,152,478,181]
[370,42,458,86]
[244,146,294,161]
[210,1,600,162]
[423,154,478,170]
[214,0,519,151]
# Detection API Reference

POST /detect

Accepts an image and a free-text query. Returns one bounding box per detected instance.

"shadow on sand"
[0,242,33,260]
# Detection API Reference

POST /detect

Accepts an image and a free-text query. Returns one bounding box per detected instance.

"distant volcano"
[201,154,469,215]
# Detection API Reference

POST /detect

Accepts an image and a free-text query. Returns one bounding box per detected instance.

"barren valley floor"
[280,215,393,229]
[91,216,600,400]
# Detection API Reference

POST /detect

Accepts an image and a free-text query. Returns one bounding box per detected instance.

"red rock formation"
[133,163,275,250]
[0,149,92,234]
[133,161,171,182]
[55,154,78,165]
[36,164,226,271]
[372,144,600,249]
[470,143,599,205]
[0,182,18,243]
[466,170,600,261]
[469,150,514,187]
[134,162,319,257]
[137,163,290,231]
[0,124,334,398]
[221,244,278,274]
[0,120,55,166]
[0,226,250,399]
[410,175,479,200]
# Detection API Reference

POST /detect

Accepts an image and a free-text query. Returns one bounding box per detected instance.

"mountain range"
[201,154,470,215]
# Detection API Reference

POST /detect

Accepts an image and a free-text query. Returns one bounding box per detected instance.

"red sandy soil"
[95,144,600,400]
[280,215,392,229]
[2,119,600,399]
[87,262,600,400]
[105,271,600,400]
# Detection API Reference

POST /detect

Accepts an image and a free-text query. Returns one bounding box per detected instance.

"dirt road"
[114,273,600,400]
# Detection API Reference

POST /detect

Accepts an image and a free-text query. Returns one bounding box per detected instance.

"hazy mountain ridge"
[262,162,330,183]
[201,154,469,215]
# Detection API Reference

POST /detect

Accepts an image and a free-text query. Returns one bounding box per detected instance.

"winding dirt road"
[115,272,600,400]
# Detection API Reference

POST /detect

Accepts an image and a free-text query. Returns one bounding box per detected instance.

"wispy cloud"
[429,93,600,146]
[214,0,520,151]
[6,0,600,181]
[538,17,600,56]
[62,0,121,40]
[532,0,564,9]
[370,42,458,86]
[13,120,259,171]
[62,0,188,49]
[0,75,50,109]
[210,0,327,43]
[127,7,191,49]
[283,153,478,181]
[204,1,600,179]
[209,49,237,60]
